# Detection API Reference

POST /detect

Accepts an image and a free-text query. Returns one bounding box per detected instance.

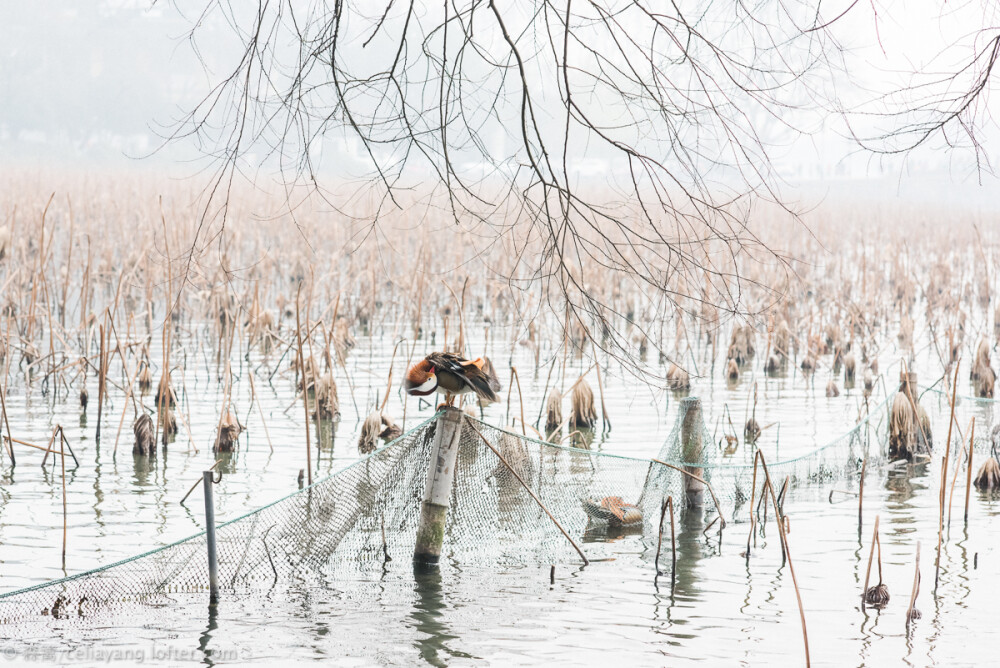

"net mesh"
[1,388,994,632]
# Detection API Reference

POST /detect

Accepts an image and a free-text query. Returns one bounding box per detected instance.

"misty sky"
[2,1,999,207]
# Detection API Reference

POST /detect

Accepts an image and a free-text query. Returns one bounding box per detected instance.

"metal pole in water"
[413,407,464,566]
[680,396,705,507]
[203,470,219,604]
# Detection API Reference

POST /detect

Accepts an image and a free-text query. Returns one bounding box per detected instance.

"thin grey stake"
[469,422,589,566]
[203,470,220,605]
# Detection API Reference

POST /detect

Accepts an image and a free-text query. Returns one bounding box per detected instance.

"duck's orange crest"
[406,359,434,384]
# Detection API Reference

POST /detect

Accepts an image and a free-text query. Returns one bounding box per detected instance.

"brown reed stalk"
[592,341,610,431]
[905,542,922,628]
[113,349,144,456]
[761,468,809,666]
[442,279,467,355]
[401,286,422,432]
[96,320,106,442]
[331,332,359,421]
[469,422,588,566]
[746,451,761,559]
[899,357,935,450]
[858,451,868,531]
[381,338,406,412]
[535,355,559,429]
[296,284,312,486]
[510,366,526,436]
[60,196,74,329]
[247,372,273,453]
[964,423,974,524]
[0,385,13,466]
[936,362,960,592]
[213,337,235,455]
[655,495,677,588]
[861,515,879,612]
[947,417,974,529]
[59,425,67,566]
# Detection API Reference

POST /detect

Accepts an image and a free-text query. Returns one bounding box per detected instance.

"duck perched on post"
[404,352,502,405]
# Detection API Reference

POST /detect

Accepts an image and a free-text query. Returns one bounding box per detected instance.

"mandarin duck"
[404,352,501,405]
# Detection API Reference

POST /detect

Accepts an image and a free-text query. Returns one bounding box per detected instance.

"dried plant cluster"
[0,175,995,474]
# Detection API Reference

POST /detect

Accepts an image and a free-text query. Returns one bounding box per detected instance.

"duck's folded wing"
[427,352,499,401]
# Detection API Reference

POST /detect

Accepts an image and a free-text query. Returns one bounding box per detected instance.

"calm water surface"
[1,321,997,666]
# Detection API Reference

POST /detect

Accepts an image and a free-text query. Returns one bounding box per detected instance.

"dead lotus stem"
[59,424,67,566]
[906,542,922,627]
[96,321,106,442]
[469,422,588,566]
[858,451,868,531]
[591,341,611,431]
[765,468,809,667]
[655,495,676,588]
[746,449,761,558]
[511,366,526,436]
[113,354,145,456]
[248,372,273,453]
[381,338,406,412]
[0,382,14,466]
[964,422,974,524]
[936,362,960,592]
[947,417,975,529]
[295,284,312,486]
[861,515,879,612]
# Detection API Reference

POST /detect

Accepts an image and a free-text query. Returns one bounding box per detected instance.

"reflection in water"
[672,506,706,602]
[132,454,156,487]
[198,601,220,666]
[314,418,337,454]
[885,462,929,508]
[652,505,706,641]
[410,568,475,667]
[216,451,240,476]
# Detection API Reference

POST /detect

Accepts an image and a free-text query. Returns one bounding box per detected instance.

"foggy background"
[2,0,999,210]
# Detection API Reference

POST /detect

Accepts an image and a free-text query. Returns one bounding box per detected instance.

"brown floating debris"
[666,362,690,391]
[544,389,563,433]
[311,371,340,421]
[569,380,598,430]
[764,353,781,375]
[358,411,401,454]
[132,413,155,457]
[136,362,151,395]
[213,411,243,453]
[970,339,996,398]
[974,456,1000,490]
[888,371,932,461]
[844,353,856,384]
[727,324,755,365]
